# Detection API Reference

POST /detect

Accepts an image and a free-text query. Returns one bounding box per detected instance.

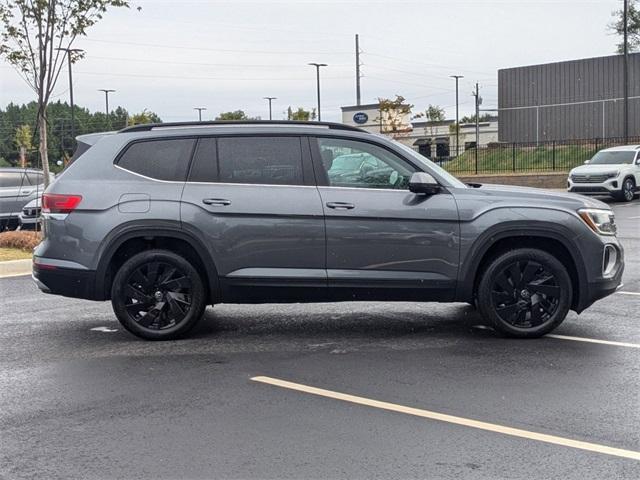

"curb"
[0,259,32,278]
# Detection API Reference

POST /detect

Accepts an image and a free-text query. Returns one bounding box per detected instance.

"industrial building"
[498,52,640,142]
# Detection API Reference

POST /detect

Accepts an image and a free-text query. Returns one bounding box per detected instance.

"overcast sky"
[0,0,624,122]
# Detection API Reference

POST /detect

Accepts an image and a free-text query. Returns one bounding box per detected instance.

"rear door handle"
[202,198,231,206]
[326,202,355,210]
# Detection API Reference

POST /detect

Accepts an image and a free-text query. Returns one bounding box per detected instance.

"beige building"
[341,103,499,161]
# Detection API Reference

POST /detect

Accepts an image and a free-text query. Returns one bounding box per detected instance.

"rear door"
[180,135,326,302]
[0,170,32,217]
[311,136,460,301]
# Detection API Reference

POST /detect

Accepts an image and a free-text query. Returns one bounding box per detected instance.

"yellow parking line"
[546,334,640,349]
[251,376,640,461]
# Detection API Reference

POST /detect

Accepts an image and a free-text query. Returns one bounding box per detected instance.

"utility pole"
[263,97,276,120]
[308,62,327,121]
[623,0,629,141]
[98,89,116,128]
[194,107,207,122]
[56,48,83,150]
[472,82,481,173]
[355,34,362,106]
[450,75,464,157]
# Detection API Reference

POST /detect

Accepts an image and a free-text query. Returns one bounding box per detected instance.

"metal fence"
[440,136,640,175]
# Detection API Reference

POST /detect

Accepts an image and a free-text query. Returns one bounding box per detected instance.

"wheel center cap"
[154,291,163,302]
[520,289,531,300]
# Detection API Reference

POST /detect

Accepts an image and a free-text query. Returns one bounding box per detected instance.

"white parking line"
[618,291,640,296]
[251,376,640,461]
[546,334,640,349]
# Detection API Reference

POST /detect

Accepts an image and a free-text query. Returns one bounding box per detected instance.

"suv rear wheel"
[477,248,572,338]
[111,249,206,340]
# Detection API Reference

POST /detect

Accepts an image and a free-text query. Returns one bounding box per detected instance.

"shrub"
[0,231,42,251]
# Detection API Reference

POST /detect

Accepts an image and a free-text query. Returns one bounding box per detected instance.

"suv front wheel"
[615,177,636,202]
[111,249,207,340]
[477,248,572,338]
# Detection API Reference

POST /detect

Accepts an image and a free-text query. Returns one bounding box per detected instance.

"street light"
[194,107,207,122]
[263,97,277,120]
[98,89,116,127]
[308,62,327,121]
[450,75,464,157]
[56,47,83,148]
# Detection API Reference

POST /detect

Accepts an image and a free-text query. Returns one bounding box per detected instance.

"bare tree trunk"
[19,147,26,168]
[38,109,51,188]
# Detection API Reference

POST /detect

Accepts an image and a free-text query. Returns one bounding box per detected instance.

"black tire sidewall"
[477,248,572,338]
[111,249,206,340]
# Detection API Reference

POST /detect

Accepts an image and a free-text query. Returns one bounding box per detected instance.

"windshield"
[391,139,467,188]
[590,150,636,165]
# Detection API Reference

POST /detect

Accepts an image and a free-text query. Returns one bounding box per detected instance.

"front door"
[180,135,326,302]
[311,136,460,301]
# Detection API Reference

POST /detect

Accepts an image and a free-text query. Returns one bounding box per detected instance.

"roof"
[119,120,367,134]
[600,145,640,152]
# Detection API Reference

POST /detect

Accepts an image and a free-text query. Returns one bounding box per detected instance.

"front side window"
[117,138,195,181]
[317,137,416,189]
[217,137,303,185]
[0,172,24,188]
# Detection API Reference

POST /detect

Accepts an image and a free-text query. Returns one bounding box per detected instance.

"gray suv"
[33,121,624,340]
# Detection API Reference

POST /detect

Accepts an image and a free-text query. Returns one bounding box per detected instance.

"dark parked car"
[33,121,624,340]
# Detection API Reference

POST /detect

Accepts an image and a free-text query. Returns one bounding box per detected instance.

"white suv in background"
[568,145,640,202]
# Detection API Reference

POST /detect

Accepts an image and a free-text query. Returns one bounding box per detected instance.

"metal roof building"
[498,53,640,142]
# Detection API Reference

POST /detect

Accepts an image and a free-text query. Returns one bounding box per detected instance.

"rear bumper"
[32,263,99,300]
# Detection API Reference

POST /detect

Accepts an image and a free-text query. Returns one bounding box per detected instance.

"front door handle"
[202,198,231,206]
[326,201,355,210]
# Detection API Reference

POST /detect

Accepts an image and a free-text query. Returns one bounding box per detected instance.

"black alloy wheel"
[111,250,206,340]
[477,248,572,338]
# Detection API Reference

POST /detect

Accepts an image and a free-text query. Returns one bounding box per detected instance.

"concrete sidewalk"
[0,259,32,278]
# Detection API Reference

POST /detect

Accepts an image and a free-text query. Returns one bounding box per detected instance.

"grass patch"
[445,144,597,175]
[0,230,42,251]
[0,247,32,261]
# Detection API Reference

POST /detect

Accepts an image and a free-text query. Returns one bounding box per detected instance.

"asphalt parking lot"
[1,198,639,480]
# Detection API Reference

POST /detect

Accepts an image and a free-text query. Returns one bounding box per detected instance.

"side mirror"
[409,172,441,195]
[584,159,590,164]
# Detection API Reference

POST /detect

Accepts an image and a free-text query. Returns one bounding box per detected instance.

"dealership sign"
[353,112,368,124]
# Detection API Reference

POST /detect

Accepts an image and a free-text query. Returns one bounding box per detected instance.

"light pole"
[263,97,277,120]
[308,62,327,121]
[450,75,464,157]
[56,48,83,149]
[623,0,629,141]
[98,89,116,127]
[194,107,207,122]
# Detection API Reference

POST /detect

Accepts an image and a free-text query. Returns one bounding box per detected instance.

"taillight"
[42,193,82,214]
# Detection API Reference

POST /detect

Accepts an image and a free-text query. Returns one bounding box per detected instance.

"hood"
[461,183,610,211]
[570,164,623,175]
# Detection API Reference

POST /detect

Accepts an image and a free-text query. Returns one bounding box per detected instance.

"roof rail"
[118,120,368,134]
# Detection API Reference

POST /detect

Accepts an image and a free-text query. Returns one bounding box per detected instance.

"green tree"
[286,107,316,121]
[377,95,413,134]
[0,0,131,186]
[128,109,162,126]
[611,0,640,53]
[460,113,493,124]
[216,110,259,121]
[14,124,33,168]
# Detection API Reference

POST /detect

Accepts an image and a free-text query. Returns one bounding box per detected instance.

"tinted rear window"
[217,137,303,185]
[0,172,24,188]
[118,139,195,181]
[24,171,44,185]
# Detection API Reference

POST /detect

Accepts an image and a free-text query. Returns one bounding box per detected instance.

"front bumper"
[567,177,620,196]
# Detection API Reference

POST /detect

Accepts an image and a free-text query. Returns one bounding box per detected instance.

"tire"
[111,249,206,340]
[476,248,572,338]
[615,177,636,202]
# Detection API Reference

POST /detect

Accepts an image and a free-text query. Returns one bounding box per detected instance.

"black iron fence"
[440,136,640,175]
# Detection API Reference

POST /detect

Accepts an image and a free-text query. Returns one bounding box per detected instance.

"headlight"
[578,208,616,236]
[606,171,619,178]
